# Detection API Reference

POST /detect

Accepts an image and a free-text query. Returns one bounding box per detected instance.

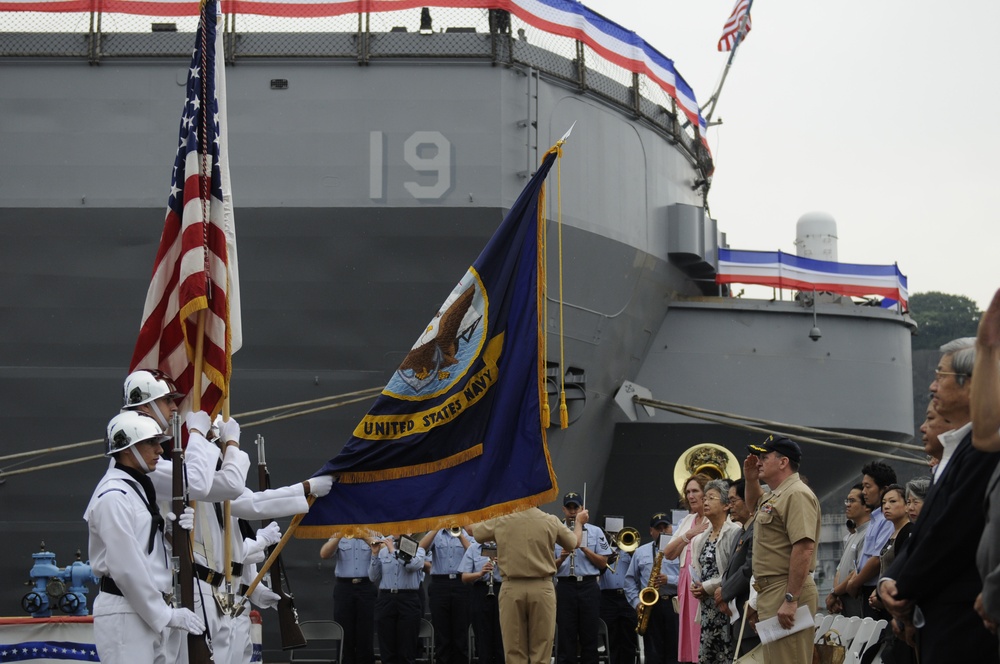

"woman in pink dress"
[661,473,711,663]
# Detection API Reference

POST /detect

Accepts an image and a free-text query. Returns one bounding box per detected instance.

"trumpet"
[613,527,641,552]
[447,526,463,537]
[607,527,640,573]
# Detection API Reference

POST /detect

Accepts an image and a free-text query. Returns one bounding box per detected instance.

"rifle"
[256,434,307,650]
[172,412,214,663]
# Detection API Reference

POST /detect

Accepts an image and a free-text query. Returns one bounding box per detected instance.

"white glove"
[307,474,334,497]
[185,411,211,436]
[256,521,282,547]
[217,416,241,445]
[178,506,195,531]
[167,607,206,634]
[165,506,195,532]
[243,522,281,564]
[250,584,282,610]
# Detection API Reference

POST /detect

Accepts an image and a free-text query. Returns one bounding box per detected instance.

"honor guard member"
[419,527,472,664]
[625,513,680,664]
[186,412,334,664]
[554,492,613,664]
[473,508,585,664]
[599,523,638,664]
[370,535,428,664]
[120,370,245,509]
[321,535,379,664]
[85,411,206,664]
[744,436,821,664]
[459,539,504,664]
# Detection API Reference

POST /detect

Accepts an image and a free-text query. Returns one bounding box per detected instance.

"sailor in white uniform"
[85,410,206,664]
[186,412,334,664]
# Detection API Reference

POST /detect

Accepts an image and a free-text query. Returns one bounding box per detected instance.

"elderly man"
[879,337,1000,662]
[743,435,820,664]
[717,479,760,655]
[974,289,1000,650]
[473,507,584,664]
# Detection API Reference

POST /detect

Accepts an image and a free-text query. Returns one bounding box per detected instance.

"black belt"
[559,575,598,582]
[602,588,625,595]
[101,577,172,604]
[100,577,124,596]
[431,574,460,580]
[384,589,419,594]
[338,577,372,584]
[192,562,243,587]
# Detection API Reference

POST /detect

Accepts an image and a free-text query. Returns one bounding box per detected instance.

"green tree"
[909,291,980,350]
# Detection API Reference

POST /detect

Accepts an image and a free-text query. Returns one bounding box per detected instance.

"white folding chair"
[844,618,876,664]
[814,613,836,643]
[840,616,862,650]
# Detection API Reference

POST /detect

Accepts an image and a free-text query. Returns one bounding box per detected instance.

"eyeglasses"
[843,498,860,505]
[704,495,723,503]
[934,370,969,381]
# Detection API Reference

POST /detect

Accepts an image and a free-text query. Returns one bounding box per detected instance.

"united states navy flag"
[299,146,564,536]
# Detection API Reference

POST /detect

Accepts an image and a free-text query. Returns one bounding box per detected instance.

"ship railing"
[0,6,712,177]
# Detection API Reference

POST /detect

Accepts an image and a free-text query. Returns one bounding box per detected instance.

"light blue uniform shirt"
[858,510,892,574]
[599,549,632,590]
[458,541,502,584]
[369,544,427,591]
[555,524,612,577]
[427,530,470,575]
[335,537,376,578]
[624,542,679,609]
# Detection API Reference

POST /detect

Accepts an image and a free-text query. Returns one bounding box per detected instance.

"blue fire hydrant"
[21,542,97,618]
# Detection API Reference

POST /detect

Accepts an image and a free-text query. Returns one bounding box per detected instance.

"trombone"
[607,526,640,573]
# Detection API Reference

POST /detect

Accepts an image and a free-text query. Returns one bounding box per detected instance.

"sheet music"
[753,605,813,644]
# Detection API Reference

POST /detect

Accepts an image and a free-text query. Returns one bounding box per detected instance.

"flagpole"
[702,0,754,125]
[233,496,317,617]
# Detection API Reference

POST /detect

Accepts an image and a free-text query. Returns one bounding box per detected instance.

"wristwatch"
[784,592,798,603]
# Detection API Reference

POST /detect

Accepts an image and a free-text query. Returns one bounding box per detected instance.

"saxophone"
[636,550,664,636]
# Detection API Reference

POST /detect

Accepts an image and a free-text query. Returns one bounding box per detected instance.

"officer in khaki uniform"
[744,435,820,664]
[473,507,585,664]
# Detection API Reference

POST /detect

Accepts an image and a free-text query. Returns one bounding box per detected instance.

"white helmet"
[105,411,172,457]
[122,369,184,409]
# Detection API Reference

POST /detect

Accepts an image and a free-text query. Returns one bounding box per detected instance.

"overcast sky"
[583,0,1000,311]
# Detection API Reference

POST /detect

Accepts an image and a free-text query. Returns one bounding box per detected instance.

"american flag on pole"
[718,0,752,51]
[130,0,241,419]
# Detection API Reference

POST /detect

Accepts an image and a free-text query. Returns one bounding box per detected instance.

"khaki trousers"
[756,575,818,664]
[498,578,556,664]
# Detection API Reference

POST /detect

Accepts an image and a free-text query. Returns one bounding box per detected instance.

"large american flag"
[130,0,241,418]
[718,0,752,52]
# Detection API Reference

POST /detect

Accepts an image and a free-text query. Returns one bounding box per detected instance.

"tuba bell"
[672,443,742,495]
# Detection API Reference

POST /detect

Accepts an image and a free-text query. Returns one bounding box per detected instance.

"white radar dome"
[794,211,838,262]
